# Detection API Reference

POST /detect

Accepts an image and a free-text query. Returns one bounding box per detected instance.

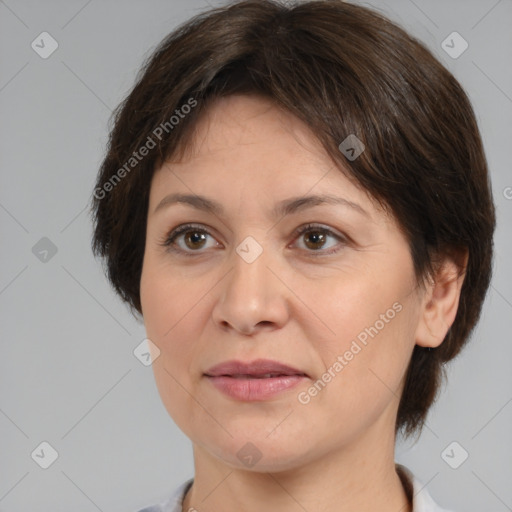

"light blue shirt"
[135,464,454,512]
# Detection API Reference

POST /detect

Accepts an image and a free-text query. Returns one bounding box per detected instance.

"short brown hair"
[90,0,496,440]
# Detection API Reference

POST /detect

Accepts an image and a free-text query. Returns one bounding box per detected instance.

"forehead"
[170,94,328,164]
[150,94,390,222]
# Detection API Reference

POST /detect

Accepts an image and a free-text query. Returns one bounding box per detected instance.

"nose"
[210,242,290,335]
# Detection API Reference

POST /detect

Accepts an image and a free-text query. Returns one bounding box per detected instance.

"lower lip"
[205,375,307,401]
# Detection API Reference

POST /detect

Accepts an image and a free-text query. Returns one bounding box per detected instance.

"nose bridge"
[236,236,269,289]
[211,233,287,333]
[228,235,273,308]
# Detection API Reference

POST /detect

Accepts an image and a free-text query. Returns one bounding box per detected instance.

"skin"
[140,94,466,512]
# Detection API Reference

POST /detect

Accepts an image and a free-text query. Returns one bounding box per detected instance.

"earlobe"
[415,250,468,349]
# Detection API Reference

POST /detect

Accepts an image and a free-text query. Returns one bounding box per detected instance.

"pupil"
[186,231,206,249]
[306,231,325,249]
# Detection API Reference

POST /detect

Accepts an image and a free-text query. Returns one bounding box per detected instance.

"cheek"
[141,263,205,432]
[141,275,197,368]
[308,276,405,354]
[140,252,198,339]
[306,309,416,447]
[140,256,212,378]
[308,258,418,393]
[325,297,418,411]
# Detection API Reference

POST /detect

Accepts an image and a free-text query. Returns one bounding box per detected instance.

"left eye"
[292,224,345,254]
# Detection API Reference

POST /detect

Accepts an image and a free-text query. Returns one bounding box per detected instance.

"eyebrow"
[153,192,369,218]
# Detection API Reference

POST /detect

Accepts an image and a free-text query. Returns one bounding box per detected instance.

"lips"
[204,359,309,401]
[204,358,308,378]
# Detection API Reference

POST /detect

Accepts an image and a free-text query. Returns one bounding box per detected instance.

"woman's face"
[140,94,425,471]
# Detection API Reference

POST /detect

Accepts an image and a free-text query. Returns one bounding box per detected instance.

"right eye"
[159,223,221,256]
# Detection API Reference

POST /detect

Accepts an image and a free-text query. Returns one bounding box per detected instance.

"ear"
[415,249,468,349]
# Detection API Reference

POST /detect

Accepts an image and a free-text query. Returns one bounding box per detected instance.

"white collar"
[396,464,455,512]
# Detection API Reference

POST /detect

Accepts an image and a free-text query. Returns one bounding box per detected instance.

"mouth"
[203,359,309,401]
[204,358,309,379]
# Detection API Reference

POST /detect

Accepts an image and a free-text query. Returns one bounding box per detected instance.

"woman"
[90,1,496,511]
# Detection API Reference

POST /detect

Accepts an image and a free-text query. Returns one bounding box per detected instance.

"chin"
[201,434,314,473]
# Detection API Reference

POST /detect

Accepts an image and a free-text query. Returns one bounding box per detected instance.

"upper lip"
[204,359,308,378]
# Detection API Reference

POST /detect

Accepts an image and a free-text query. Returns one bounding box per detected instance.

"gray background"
[0,0,511,511]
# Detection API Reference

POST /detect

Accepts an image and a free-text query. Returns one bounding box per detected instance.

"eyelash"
[158,223,348,258]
